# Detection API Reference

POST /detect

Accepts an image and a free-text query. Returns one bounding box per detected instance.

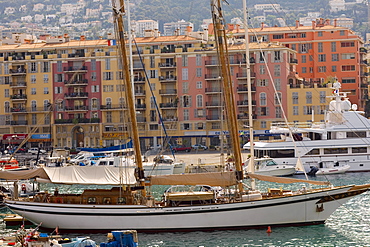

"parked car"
[191,144,208,150]
[172,145,191,152]
[28,148,47,155]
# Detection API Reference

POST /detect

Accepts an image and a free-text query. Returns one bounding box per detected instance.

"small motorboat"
[244,157,296,177]
[315,160,351,175]
[100,230,138,247]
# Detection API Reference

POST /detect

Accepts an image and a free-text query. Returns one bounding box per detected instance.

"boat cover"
[247,173,330,185]
[0,166,137,185]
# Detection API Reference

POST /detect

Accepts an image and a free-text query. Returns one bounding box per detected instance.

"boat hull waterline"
[6,186,364,232]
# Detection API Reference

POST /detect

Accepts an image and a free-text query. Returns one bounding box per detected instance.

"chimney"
[203,28,209,41]
[154,29,160,38]
[312,21,316,30]
[145,30,154,37]
[295,20,299,29]
[334,19,337,27]
[80,35,85,41]
[185,26,193,35]
[64,33,70,42]
[236,24,240,33]
[261,22,264,30]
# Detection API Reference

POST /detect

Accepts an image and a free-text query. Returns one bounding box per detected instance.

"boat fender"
[21,184,26,192]
[55,197,63,203]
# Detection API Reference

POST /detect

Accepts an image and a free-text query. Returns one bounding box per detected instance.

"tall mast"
[243,0,255,190]
[113,0,146,195]
[211,0,243,193]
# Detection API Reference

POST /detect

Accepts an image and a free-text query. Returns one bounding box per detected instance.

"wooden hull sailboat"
[5,185,366,231]
[3,0,370,233]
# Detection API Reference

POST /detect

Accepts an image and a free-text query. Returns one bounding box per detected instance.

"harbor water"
[1,172,370,246]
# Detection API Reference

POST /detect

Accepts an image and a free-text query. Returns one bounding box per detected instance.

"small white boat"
[315,160,351,175]
[244,157,296,177]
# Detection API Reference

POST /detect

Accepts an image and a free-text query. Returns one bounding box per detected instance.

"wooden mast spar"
[211,0,244,193]
[112,0,146,196]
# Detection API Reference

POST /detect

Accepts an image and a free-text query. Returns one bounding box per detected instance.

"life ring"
[55,197,63,203]
[21,184,26,192]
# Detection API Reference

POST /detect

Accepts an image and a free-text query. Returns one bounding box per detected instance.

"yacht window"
[266,160,278,166]
[324,148,347,154]
[87,197,96,204]
[352,147,367,153]
[307,149,319,155]
[103,197,111,204]
[347,132,366,138]
[118,197,126,204]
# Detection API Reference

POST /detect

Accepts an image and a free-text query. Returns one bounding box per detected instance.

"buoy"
[267,226,272,233]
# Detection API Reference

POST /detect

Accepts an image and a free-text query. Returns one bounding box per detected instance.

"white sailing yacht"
[3,0,370,232]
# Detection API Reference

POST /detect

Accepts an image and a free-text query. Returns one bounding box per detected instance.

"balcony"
[236,72,256,79]
[134,77,146,83]
[158,63,176,68]
[360,72,369,77]
[65,106,88,111]
[237,86,256,92]
[136,117,146,122]
[10,94,27,101]
[9,68,27,75]
[361,83,369,88]
[205,60,218,66]
[159,103,178,109]
[289,58,298,64]
[205,87,222,94]
[237,113,257,119]
[205,74,221,80]
[64,79,88,86]
[10,82,27,88]
[159,89,177,95]
[10,108,27,113]
[237,100,256,107]
[55,118,100,124]
[64,92,88,98]
[133,64,144,70]
[159,76,177,83]
[6,120,28,125]
[134,91,146,96]
[360,47,368,53]
[206,102,221,108]
[135,103,146,109]
[206,115,221,120]
[63,66,88,72]
[100,104,126,110]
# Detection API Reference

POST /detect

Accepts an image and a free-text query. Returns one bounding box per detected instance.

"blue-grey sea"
[2,173,370,246]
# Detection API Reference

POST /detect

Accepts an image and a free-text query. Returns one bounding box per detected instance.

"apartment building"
[0,32,301,150]
[228,18,367,111]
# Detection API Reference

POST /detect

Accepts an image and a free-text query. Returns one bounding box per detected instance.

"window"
[318,66,326,72]
[259,65,265,75]
[44,87,49,94]
[275,106,282,118]
[342,78,356,83]
[196,68,202,77]
[340,30,345,36]
[103,72,113,80]
[306,92,312,104]
[196,54,202,66]
[320,91,326,103]
[103,85,114,92]
[259,107,268,116]
[318,54,326,62]
[196,95,203,107]
[341,53,355,60]
[331,42,336,52]
[301,55,306,63]
[274,65,280,76]
[150,57,155,68]
[257,79,268,87]
[4,102,10,113]
[4,89,9,97]
[302,67,307,73]
[91,72,97,81]
[291,44,296,51]
[303,105,314,115]
[31,88,36,95]
[274,79,281,90]
[183,82,189,93]
[292,92,298,104]
[150,70,158,78]
[32,114,37,125]
[273,34,283,39]
[182,55,188,67]
[259,52,265,63]
[293,106,299,115]
[31,75,36,83]
[318,31,323,37]
[332,66,337,72]
[261,121,267,128]
[182,95,191,107]
[274,92,282,105]
[318,42,323,52]
[31,101,37,111]
[299,44,308,53]
[106,112,112,123]
[43,74,49,83]
[91,59,96,70]
[342,65,355,71]
[183,109,189,120]
[57,61,62,72]
[274,51,280,62]
[341,42,354,47]
[196,81,202,89]
[332,54,339,61]
[43,62,50,72]
[91,85,99,93]
[91,99,98,110]
[260,92,267,106]
[105,58,111,70]
[182,68,188,80]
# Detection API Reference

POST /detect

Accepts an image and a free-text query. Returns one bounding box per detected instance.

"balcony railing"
[206,115,221,120]
[9,69,26,74]
[64,92,88,98]
[135,104,146,109]
[6,120,28,125]
[205,87,222,93]
[63,66,88,72]
[64,79,88,85]
[159,76,177,82]
[10,108,27,113]
[100,104,126,110]
[289,58,298,64]
[10,82,27,87]
[10,94,27,100]
[236,72,256,78]
[65,106,88,111]
[159,103,178,108]
[159,89,177,95]
[136,117,146,122]
[55,118,100,124]
[205,74,220,80]
[158,63,176,68]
